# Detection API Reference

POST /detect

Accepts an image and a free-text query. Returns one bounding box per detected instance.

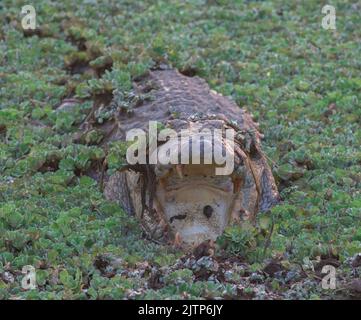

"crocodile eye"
[203,205,213,219]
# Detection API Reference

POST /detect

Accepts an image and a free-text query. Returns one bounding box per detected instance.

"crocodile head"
[123,117,279,248]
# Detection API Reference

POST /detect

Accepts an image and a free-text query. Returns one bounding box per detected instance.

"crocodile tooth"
[174,232,182,247]
[233,178,242,193]
[175,164,184,179]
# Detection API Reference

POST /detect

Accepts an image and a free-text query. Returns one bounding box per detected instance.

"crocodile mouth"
[120,119,274,249]
[150,131,243,248]
[154,164,235,247]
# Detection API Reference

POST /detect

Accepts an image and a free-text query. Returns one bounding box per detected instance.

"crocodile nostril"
[203,205,213,219]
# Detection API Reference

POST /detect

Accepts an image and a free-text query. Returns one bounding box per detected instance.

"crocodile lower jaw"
[157,171,233,246]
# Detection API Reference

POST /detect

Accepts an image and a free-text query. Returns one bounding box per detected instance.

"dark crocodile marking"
[170,214,187,224]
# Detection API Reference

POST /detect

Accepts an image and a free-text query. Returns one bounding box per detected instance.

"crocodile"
[94,68,279,248]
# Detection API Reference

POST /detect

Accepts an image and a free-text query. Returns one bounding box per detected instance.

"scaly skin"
[103,69,279,248]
